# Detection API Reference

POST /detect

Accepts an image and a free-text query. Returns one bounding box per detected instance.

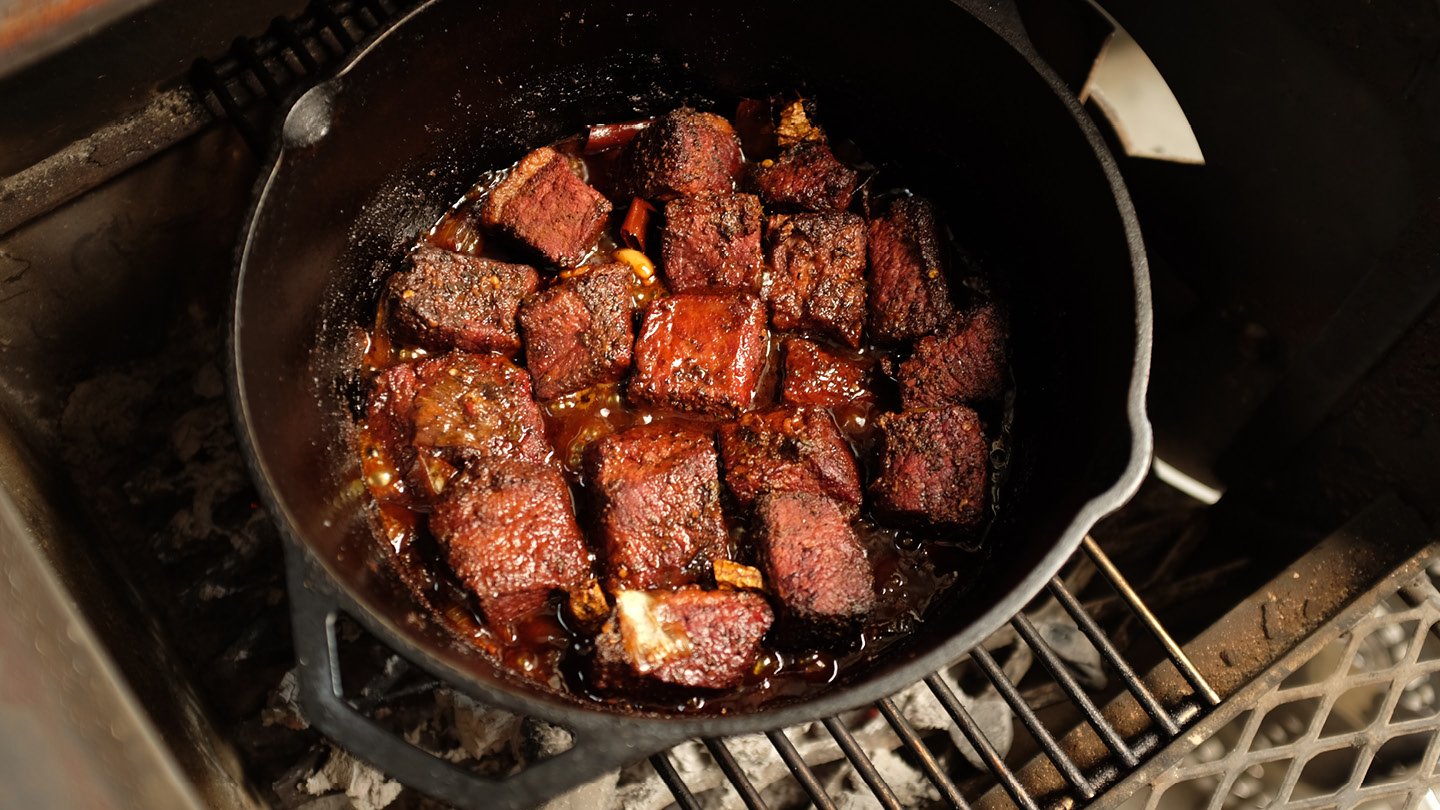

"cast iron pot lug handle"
[284,545,676,810]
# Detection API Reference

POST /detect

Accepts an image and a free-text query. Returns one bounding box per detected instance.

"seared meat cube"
[481,146,612,267]
[661,193,763,291]
[764,212,868,347]
[385,248,539,355]
[899,304,1008,408]
[519,263,637,399]
[586,425,728,590]
[410,353,552,468]
[363,362,421,502]
[717,406,861,510]
[780,337,876,408]
[629,292,769,416]
[623,108,743,200]
[870,406,989,530]
[867,198,956,344]
[430,460,592,628]
[750,141,858,212]
[756,491,875,625]
[594,588,772,690]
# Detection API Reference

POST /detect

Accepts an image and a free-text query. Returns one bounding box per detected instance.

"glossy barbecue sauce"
[356,114,1010,713]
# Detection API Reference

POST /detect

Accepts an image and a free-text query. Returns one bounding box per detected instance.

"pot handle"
[284,545,671,810]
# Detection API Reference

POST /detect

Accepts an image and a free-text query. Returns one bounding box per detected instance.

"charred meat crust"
[661,193,764,292]
[755,490,875,626]
[899,303,1008,408]
[717,406,862,510]
[623,108,744,201]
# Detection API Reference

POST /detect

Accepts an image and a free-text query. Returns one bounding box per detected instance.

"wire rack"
[645,536,1221,810]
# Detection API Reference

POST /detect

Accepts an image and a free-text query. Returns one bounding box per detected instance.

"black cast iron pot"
[230,0,1154,806]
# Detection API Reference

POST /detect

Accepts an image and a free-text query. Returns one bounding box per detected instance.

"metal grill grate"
[1132,569,1440,809]
[649,538,1222,810]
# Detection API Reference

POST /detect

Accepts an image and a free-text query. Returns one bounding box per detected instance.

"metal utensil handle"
[284,545,649,810]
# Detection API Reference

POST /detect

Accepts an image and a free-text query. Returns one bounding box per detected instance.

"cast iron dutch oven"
[230,0,1154,806]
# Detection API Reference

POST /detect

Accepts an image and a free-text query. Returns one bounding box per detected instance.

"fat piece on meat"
[593,588,773,690]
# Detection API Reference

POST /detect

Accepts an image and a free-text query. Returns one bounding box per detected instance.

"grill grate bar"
[822,716,904,810]
[766,729,838,810]
[1048,576,1182,735]
[1082,536,1221,705]
[1011,613,1140,768]
[925,673,1041,810]
[875,697,970,809]
[971,646,1096,798]
[649,752,702,810]
[702,738,769,810]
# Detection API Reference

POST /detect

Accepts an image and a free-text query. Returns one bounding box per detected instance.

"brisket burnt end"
[866,197,955,344]
[585,424,728,591]
[518,263,637,400]
[386,247,539,355]
[481,146,613,267]
[870,405,990,530]
[764,212,868,347]
[429,459,592,629]
[661,192,764,292]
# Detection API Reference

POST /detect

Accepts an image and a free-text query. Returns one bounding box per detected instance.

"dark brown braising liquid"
[355,123,1008,713]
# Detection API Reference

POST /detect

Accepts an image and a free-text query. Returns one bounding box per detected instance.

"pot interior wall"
[236,0,1141,716]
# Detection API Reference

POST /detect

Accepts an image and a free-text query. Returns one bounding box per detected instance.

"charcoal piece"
[870,405,989,530]
[593,588,773,690]
[899,303,1008,408]
[585,424,728,591]
[519,263,637,400]
[623,108,743,200]
[409,353,552,468]
[660,193,763,292]
[717,406,861,510]
[779,337,876,408]
[756,491,875,626]
[764,212,867,347]
[750,141,858,212]
[482,146,613,267]
[385,247,539,355]
[628,291,770,417]
[866,197,956,344]
[430,460,592,628]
